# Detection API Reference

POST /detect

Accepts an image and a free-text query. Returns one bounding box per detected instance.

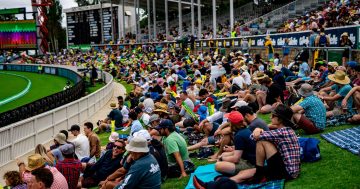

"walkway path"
[0,82,126,186]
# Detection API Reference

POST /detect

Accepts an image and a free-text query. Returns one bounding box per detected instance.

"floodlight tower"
[31,0,53,54]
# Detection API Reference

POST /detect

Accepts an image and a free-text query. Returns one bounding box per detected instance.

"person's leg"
[230,168,257,183]
[353,91,360,112]
[348,114,360,123]
[259,104,273,114]
[187,138,209,151]
[294,114,321,134]
[208,134,231,161]
[251,140,278,182]
[256,91,266,109]
[215,161,236,175]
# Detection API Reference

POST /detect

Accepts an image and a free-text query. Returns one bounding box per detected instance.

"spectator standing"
[339,32,353,66]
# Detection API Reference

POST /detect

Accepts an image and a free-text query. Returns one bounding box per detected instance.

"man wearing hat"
[98,102,123,133]
[157,119,191,178]
[291,84,326,134]
[115,136,161,189]
[318,70,354,117]
[68,125,90,161]
[18,154,68,189]
[215,111,257,177]
[229,105,300,184]
[56,144,82,189]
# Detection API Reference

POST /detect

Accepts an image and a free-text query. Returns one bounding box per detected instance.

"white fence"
[0,66,114,168]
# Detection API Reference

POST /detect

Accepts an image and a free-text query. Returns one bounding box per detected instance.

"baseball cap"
[59,143,75,155]
[68,124,80,131]
[155,119,174,130]
[237,106,254,116]
[149,114,160,123]
[224,111,244,124]
[231,100,248,109]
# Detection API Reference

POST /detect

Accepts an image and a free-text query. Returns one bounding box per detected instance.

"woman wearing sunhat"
[318,70,354,117]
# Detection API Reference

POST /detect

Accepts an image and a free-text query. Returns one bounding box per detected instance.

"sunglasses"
[113,145,124,150]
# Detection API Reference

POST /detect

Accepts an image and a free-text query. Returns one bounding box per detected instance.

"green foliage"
[46,0,66,52]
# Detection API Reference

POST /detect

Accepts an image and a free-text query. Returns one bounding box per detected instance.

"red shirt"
[56,158,82,189]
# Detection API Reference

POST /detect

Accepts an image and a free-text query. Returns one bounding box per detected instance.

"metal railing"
[0,64,114,168]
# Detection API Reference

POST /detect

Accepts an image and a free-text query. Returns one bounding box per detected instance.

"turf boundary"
[0,72,32,106]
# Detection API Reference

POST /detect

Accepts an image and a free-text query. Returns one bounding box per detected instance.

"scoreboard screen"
[66,7,118,48]
[0,20,37,49]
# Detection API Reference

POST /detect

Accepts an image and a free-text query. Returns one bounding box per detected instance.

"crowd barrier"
[0,64,114,168]
[91,25,360,50]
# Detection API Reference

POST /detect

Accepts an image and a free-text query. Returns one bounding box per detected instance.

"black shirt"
[266,83,284,105]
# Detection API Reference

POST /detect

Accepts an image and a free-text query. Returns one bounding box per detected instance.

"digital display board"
[66,7,118,47]
[0,20,37,49]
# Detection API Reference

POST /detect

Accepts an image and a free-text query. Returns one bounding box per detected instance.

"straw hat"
[240,65,248,71]
[155,102,168,110]
[253,72,267,80]
[328,70,350,85]
[341,32,348,37]
[125,136,149,153]
[25,154,45,171]
[328,61,338,68]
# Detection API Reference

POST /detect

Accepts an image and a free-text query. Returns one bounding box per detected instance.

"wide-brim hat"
[297,83,314,97]
[54,133,66,145]
[155,102,168,110]
[25,154,45,171]
[125,136,149,153]
[341,32,348,37]
[240,65,248,71]
[328,61,338,68]
[153,108,170,114]
[328,70,350,85]
[253,72,267,80]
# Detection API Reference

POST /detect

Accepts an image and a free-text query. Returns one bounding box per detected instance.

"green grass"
[0,73,28,100]
[117,80,134,95]
[93,83,360,188]
[86,82,105,94]
[0,71,72,113]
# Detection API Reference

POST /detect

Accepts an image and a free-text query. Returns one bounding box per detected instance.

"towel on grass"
[185,164,284,189]
[321,126,360,155]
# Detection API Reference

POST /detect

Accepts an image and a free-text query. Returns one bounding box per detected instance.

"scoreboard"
[66,6,119,47]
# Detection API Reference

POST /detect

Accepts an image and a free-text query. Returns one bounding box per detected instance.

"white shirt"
[121,105,129,123]
[143,98,155,110]
[71,134,90,160]
[232,75,246,89]
[242,71,252,85]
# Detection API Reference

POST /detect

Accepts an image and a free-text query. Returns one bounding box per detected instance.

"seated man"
[318,70,353,117]
[156,119,191,178]
[114,136,161,189]
[256,77,284,114]
[237,106,269,132]
[229,105,300,183]
[80,139,125,188]
[98,102,123,133]
[215,111,256,176]
[291,84,326,134]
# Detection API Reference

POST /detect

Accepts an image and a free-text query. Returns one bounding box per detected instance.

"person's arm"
[291,104,304,113]
[251,128,281,143]
[173,152,187,178]
[318,86,332,94]
[321,94,341,101]
[16,159,26,175]
[89,136,97,158]
[214,122,230,136]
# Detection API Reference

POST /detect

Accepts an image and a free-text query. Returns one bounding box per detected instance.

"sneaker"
[189,152,198,158]
[193,175,206,189]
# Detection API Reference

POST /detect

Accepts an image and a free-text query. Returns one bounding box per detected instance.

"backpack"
[319,35,328,47]
[298,137,321,162]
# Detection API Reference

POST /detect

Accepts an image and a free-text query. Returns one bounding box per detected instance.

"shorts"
[297,115,322,134]
[265,152,291,180]
[82,176,100,188]
[234,159,255,174]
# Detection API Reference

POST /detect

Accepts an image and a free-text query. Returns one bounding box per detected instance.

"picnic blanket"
[321,126,360,155]
[185,164,284,189]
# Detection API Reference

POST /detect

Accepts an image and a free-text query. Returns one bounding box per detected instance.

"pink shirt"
[23,166,69,189]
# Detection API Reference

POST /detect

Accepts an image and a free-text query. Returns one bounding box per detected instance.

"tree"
[46,0,66,53]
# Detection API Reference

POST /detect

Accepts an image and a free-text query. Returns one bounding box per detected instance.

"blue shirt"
[331,84,354,112]
[298,62,310,78]
[299,95,326,130]
[234,128,256,165]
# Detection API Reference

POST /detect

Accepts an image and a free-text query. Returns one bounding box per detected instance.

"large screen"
[0,20,37,49]
[66,7,118,48]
